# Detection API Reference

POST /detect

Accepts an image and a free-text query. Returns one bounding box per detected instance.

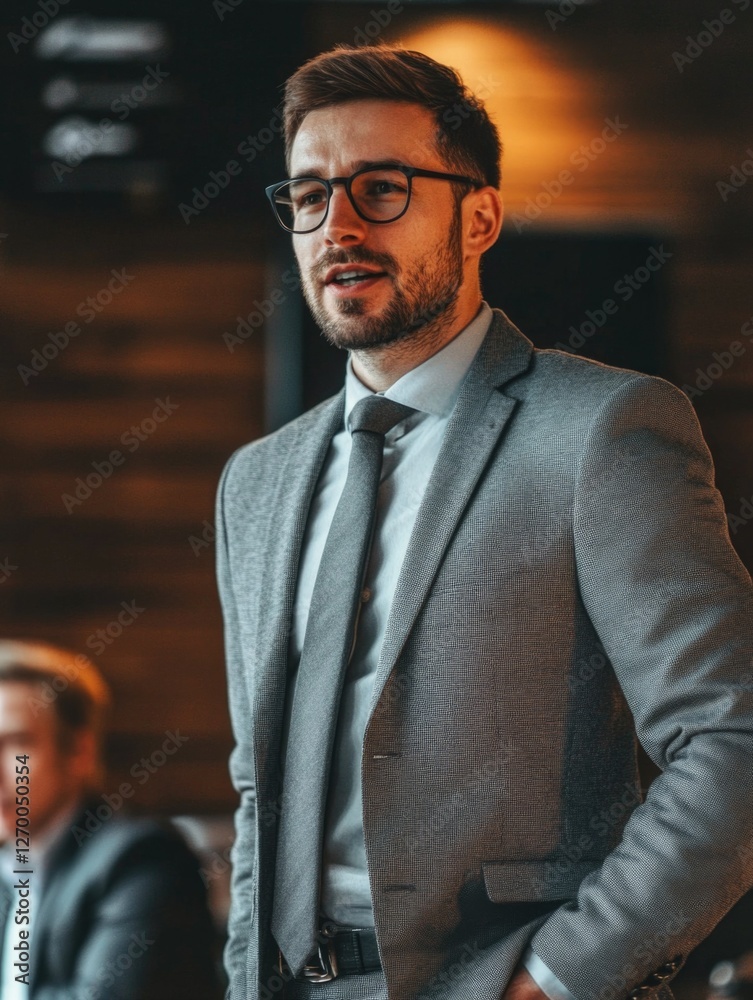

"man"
[0,640,223,999]
[216,45,753,1000]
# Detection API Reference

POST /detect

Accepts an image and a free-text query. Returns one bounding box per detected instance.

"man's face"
[289,100,467,351]
[0,682,85,842]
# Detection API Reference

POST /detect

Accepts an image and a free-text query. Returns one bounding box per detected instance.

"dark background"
[1,1,752,987]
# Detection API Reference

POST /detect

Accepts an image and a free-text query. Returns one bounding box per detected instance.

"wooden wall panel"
[3,3,753,820]
[1,239,264,815]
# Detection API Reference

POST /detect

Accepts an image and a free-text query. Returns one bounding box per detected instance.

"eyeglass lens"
[273,168,410,232]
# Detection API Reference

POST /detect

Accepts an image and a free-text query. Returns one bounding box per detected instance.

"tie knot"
[348,395,417,436]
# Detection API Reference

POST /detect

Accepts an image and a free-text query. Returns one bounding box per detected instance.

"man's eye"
[366,180,402,197]
[298,191,325,207]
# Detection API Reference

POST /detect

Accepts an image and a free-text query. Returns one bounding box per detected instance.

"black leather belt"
[279,925,382,982]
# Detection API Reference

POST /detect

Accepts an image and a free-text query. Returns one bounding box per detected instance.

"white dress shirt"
[0,800,82,1000]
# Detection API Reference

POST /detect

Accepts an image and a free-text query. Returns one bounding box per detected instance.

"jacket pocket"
[481,858,600,902]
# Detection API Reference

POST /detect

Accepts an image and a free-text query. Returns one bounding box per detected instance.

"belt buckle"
[300,940,339,983]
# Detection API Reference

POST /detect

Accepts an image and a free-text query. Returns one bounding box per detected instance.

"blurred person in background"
[0,639,223,999]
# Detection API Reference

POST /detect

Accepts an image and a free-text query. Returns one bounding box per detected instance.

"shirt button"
[361,587,372,603]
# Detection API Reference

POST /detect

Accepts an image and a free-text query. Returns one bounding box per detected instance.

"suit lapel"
[369,308,534,713]
[27,801,93,991]
[30,851,65,987]
[251,389,345,795]
[250,308,534,776]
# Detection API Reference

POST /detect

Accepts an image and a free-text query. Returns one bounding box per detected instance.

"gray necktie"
[271,393,417,976]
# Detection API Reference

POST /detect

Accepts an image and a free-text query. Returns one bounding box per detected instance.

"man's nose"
[320,185,367,246]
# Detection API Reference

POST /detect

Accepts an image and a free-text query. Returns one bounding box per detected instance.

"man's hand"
[502,965,551,1000]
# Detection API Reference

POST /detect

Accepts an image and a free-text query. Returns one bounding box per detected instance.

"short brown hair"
[0,640,110,754]
[282,44,502,189]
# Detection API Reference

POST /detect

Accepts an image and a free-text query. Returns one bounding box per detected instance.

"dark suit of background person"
[0,799,222,1000]
[0,640,224,1000]
[216,46,753,1000]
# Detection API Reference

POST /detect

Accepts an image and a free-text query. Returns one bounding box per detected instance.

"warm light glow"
[395,17,665,227]
[398,18,594,183]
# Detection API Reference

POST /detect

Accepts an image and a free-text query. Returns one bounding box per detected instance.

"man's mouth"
[324,265,389,289]
[331,270,386,287]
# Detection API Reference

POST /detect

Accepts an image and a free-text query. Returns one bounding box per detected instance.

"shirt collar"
[343,301,493,432]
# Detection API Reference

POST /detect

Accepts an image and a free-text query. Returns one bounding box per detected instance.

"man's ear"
[463,186,504,257]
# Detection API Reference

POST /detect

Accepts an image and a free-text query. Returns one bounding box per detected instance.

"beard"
[300,206,464,352]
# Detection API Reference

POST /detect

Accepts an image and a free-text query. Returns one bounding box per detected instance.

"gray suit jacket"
[216,308,753,1000]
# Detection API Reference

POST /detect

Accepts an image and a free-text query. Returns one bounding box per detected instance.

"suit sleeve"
[530,374,753,1000]
[216,451,258,999]
[33,830,222,1000]
[524,947,577,1000]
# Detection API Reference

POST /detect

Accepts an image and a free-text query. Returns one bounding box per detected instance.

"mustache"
[312,248,398,281]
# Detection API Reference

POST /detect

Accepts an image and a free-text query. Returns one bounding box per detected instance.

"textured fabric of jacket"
[216,308,753,1000]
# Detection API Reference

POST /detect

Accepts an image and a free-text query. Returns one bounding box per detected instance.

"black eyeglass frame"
[264,163,485,233]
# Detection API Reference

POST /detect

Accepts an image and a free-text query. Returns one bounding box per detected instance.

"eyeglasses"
[265,163,484,234]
